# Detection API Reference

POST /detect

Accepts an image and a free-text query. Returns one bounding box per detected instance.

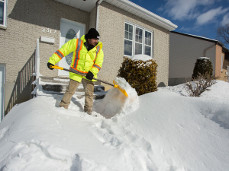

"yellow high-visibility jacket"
[48,35,104,82]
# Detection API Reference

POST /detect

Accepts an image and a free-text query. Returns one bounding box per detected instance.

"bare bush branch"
[217,24,229,45]
[186,75,216,97]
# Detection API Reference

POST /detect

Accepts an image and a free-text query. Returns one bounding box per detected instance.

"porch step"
[39,76,106,99]
[40,76,71,93]
[40,76,70,84]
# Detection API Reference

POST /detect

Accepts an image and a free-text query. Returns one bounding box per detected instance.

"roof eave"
[104,0,177,31]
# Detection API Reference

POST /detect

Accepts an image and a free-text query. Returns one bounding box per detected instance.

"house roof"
[55,0,177,31]
[171,31,222,44]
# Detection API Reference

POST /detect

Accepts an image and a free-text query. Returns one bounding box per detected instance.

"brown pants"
[59,79,94,114]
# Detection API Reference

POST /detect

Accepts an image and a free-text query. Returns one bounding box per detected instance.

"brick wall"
[97,2,170,86]
[0,0,90,109]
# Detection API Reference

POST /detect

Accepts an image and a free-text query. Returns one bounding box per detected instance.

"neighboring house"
[224,51,229,82]
[169,31,229,86]
[0,0,177,119]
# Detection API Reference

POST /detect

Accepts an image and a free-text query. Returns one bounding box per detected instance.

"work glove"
[86,71,94,80]
[47,62,54,70]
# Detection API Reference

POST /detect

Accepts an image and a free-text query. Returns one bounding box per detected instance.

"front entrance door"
[59,18,85,76]
[0,64,5,122]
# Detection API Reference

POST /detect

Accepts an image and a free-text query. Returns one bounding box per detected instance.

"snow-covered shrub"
[118,57,157,96]
[192,57,213,79]
[186,75,215,97]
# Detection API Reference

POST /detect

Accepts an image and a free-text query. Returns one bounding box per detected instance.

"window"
[145,31,152,56]
[65,29,76,65]
[135,27,143,55]
[124,23,153,57]
[124,23,133,56]
[0,0,6,27]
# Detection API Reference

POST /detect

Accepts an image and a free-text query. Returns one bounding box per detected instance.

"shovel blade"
[113,80,128,97]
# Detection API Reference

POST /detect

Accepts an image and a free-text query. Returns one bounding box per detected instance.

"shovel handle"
[51,65,113,85]
[51,65,128,97]
[51,65,63,70]
[51,65,70,72]
[93,78,114,87]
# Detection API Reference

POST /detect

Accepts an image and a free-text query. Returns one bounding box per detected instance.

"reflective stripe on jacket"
[48,35,104,82]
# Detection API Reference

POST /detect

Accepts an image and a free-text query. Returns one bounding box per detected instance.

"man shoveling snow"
[47,28,103,115]
[47,28,137,116]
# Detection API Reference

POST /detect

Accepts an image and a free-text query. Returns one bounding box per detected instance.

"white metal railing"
[32,39,41,97]
[5,39,40,115]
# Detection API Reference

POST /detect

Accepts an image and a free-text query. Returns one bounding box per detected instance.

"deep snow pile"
[94,77,139,118]
[0,80,229,171]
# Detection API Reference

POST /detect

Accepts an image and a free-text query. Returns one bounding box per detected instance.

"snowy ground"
[0,80,229,171]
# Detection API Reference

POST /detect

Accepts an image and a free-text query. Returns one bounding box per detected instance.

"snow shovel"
[51,65,128,97]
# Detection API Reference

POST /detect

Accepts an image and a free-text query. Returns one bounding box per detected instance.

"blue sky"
[130,0,229,45]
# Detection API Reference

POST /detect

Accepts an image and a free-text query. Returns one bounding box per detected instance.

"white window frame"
[124,22,153,58]
[135,26,144,55]
[0,0,7,29]
[144,30,153,57]
[124,22,134,56]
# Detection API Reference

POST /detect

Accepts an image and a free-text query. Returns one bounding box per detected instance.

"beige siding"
[89,7,97,29]
[0,0,90,109]
[97,2,170,86]
[1,0,172,111]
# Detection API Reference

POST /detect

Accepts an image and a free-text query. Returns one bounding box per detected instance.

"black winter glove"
[47,62,54,70]
[86,71,94,80]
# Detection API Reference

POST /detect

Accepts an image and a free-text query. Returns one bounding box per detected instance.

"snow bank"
[94,77,139,118]
[198,81,229,129]
[0,139,109,171]
[0,140,76,171]
[167,80,229,129]
[0,81,229,171]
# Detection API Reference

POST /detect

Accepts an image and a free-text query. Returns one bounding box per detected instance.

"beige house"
[169,31,229,86]
[0,0,177,119]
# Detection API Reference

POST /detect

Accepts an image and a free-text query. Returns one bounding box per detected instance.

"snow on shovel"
[51,65,128,97]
